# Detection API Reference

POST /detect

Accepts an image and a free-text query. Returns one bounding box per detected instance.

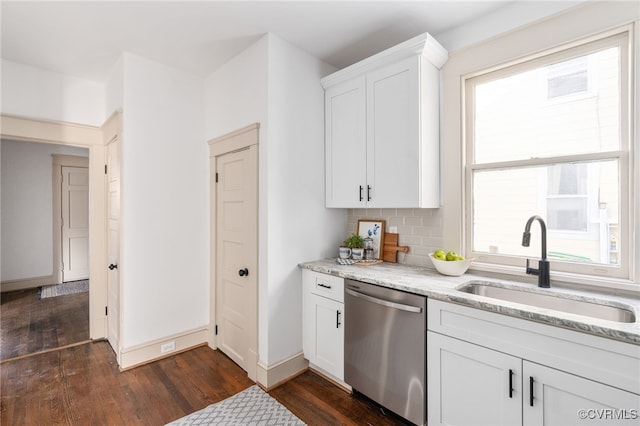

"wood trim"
[101,111,122,143]
[1,114,107,342]
[1,114,102,146]
[119,327,209,370]
[208,122,260,157]
[101,111,122,363]
[209,123,260,382]
[1,275,57,292]
[256,352,309,391]
[0,340,93,364]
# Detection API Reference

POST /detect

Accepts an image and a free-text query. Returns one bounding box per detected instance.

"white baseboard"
[119,326,209,370]
[256,351,309,390]
[1,275,56,292]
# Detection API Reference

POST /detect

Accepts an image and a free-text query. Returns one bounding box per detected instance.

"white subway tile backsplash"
[347,208,443,267]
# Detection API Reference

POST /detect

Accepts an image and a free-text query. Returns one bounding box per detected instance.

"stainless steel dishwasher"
[344,279,426,426]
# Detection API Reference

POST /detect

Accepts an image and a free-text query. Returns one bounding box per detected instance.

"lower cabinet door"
[523,361,640,426]
[309,294,344,380]
[428,332,522,426]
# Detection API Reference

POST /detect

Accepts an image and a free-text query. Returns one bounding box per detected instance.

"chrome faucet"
[521,215,550,288]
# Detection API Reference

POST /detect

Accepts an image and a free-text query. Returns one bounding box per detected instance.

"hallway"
[0,288,89,361]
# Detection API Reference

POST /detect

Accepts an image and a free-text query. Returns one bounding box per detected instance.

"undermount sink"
[458,282,636,323]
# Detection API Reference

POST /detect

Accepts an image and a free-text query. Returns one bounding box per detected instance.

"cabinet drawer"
[303,269,344,303]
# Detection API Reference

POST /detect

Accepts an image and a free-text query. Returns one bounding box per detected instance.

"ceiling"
[1,1,577,82]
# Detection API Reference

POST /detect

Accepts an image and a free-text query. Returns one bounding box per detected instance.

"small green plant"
[343,233,364,249]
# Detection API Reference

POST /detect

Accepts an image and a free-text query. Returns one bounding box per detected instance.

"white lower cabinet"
[524,361,640,426]
[302,269,344,381]
[427,300,640,426]
[428,332,522,426]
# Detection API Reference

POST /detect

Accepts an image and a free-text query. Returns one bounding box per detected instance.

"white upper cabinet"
[325,77,366,207]
[322,32,448,208]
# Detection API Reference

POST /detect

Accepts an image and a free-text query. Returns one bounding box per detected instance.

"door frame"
[1,114,108,340]
[52,155,90,284]
[103,112,123,364]
[208,122,260,382]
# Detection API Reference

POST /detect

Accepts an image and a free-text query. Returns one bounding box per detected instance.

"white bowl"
[429,254,472,276]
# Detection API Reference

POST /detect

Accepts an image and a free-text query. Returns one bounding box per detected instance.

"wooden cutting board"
[382,233,409,263]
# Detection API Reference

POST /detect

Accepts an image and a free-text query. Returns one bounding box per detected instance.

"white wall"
[205,34,347,366]
[436,1,587,53]
[266,34,346,363]
[205,35,270,362]
[1,139,88,281]
[119,53,208,348]
[0,60,105,126]
[105,55,124,118]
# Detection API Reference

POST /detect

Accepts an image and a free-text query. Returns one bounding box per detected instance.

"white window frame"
[463,30,632,282]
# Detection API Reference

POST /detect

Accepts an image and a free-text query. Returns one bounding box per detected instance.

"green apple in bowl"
[446,251,459,261]
[434,249,447,261]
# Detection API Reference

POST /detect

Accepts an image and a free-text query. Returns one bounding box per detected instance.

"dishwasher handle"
[345,288,422,313]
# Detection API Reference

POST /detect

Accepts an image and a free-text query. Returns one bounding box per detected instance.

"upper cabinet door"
[366,56,421,208]
[323,32,447,209]
[325,77,367,208]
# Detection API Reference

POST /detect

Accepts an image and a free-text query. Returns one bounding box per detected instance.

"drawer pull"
[529,376,534,406]
[509,369,513,398]
[317,283,332,289]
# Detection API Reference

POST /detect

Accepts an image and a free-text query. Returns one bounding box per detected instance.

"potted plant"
[343,233,365,260]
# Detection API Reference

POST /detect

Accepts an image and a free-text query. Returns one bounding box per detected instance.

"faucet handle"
[525,258,538,276]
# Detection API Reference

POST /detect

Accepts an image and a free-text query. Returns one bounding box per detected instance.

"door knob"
[108,263,118,270]
[238,268,249,277]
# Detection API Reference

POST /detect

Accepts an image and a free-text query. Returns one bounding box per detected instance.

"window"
[465,31,630,279]
[547,56,588,99]
[546,163,588,232]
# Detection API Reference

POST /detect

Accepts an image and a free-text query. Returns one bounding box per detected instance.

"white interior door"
[215,145,258,372]
[61,166,89,282]
[106,136,121,353]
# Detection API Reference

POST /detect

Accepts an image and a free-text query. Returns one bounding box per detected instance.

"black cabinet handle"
[529,376,534,406]
[108,263,118,270]
[317,283,332,289]
[359,185,363,202]
[336,310,341,328]
[367,185,372,201]
[239,268,249,277]
[509,369,514,398]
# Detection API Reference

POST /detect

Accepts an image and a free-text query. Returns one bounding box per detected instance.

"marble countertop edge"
[299,259,640,345]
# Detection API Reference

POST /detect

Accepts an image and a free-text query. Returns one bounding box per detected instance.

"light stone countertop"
[299,259,640,345]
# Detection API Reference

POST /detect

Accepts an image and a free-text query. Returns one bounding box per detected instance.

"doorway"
[209,123,259,381]
[0,114,108,358]
[1,142,90,360]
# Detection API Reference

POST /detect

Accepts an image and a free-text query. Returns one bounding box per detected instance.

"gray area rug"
[167,385,306,426]
[39,280,89,299]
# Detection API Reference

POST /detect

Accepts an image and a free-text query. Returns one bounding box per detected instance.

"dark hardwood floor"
[0,288,89,361]
[1,341,411,425]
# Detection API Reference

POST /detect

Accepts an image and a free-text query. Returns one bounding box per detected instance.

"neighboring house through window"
[465,30,631,279]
